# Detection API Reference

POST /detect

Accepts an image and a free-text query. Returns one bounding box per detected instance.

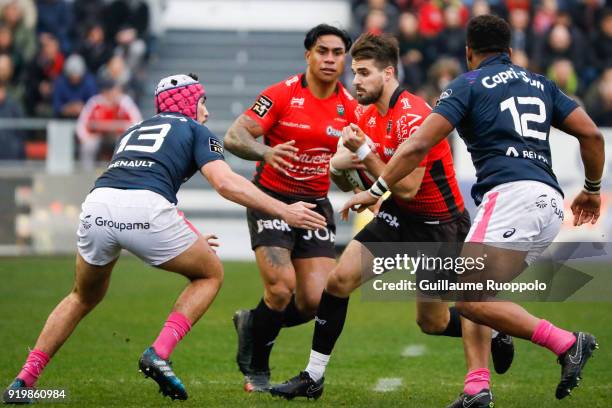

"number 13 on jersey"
[116,124,172,154]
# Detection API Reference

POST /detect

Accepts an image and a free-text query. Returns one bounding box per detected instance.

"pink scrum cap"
[154,73,205,120]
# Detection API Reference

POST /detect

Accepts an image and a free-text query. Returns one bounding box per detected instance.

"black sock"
[438,306,462,337]
[282,295,311,327]
[311,290,349,355]
[250,298,284,372]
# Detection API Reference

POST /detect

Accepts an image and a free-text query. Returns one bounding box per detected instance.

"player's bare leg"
[271,240,369,399]
[292,257,335,321]
[4,254,117,403]
[139,235,223,401]
[454,244,597,401]
[235,246,295,392]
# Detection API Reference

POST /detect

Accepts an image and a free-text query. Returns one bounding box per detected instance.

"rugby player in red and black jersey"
[224,24,360,392]
[271,33,514,400]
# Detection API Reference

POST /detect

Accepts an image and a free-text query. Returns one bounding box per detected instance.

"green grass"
[1,257,611,407]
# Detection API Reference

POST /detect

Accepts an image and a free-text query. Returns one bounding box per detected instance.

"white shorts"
[77,188,200,266]
[466,180,564,265]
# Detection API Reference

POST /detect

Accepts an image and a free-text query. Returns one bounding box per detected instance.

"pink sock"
[17,349,50,387]
[531,319,576,356]
[464,368,490,395]
[152,312,192,359]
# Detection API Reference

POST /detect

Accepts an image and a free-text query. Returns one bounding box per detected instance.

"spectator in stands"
[471,0,491,17]
[0,0,36,29]
[419,56,462,107]
[363,8,388,35]
[591,8,612,73]
[103,0,149,44]
[434,5,466,65]
[1,0,36,63]
[71,0,106,41]
[533,0,558,35]
[397,11,431,91]
[534,23,587,74]
[584,68,612,127]
[0,54,23,107]
[36,0,72,53]
[571,0,607,36]
[417,0,468,38]
[547,58,580,97]
[0,23,22,77]
[52,54,96,118]
[24,32,63,116]
[354,0,399,34]
[97,54,139,100]
[76,75,141,169]
[0,79,25,160]
[509,7,535,56]
[77,23,113,74]
[113,26,147,74]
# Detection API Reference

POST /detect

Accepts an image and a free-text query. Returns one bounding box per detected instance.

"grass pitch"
[0,257,610,407]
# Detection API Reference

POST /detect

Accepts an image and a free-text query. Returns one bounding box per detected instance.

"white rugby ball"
[335,137,376,190]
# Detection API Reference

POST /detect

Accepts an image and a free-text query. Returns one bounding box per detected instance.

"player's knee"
[71,287,105,310]
[416,314,448,335]
[326,269,358,297]
[455,301,482,320]
[295,294,321,319]
[264,283,292,311]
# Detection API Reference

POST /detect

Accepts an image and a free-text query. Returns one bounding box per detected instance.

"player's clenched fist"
[281,202,327,230]
[263,140,299,171]
[341,123,366,152]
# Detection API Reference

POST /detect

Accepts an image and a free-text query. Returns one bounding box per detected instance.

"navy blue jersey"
[94,113,224,204]
[433,54,578,205]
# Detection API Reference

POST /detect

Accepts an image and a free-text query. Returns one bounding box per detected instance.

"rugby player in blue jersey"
[341,15,604,407]
[3,74,327,403]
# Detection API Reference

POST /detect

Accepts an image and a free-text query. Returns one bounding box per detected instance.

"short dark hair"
[350,32,399,74]
[467,14,511,54]
[304,24,352,51]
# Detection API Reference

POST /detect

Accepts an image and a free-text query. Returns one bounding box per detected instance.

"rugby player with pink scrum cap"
[3,74,327,403]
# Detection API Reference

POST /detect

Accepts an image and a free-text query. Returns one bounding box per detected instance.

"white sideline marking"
[373,377,402,392]
[401,344,426,357]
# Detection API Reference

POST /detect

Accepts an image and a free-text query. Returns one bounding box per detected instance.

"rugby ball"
[335,137,376,190]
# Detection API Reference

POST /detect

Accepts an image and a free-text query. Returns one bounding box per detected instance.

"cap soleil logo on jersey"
[337,104,345,116]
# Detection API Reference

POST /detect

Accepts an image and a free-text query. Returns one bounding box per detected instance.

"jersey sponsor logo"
[94,217,150,231]
[289,148,333,181]
[395,113,422,142]
[279,120,311,129]
[285,75,299,86]
[377,210,400,228]
[108,160,155,169]
[256,218,291,233]
[550,197,564,220]
[481,67,544,91]
[251,94,273,118]
[367,116,376,127]
[303,227,335,242]
[209,138,224,154]
[535,194,548,208]
[80,214,92,230]
[438,88,453,101]
[383,146,395,156]
[290,97,305,108]
[506,146,519,157]
[326,126,342,138]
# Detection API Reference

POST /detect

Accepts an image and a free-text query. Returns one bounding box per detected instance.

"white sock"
[305,350,330,382]
[491,329,499,339]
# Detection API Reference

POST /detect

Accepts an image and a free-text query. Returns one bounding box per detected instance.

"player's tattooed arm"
[224,114,298,170]
[224,114,269,160]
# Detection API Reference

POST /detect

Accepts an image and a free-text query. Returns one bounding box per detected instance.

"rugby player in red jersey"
[270,33,513,400]
[224,24,360,391]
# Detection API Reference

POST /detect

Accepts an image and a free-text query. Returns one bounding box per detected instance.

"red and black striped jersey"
[359,87,465,222]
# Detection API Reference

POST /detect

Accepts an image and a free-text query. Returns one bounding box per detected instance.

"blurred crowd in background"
[352,0,612,128]
[0,0,610,163]
[0,0,150,162]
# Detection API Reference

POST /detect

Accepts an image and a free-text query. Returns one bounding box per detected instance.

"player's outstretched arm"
[557,107,605,226]
[224,114,298,170]
[201,160,326,230]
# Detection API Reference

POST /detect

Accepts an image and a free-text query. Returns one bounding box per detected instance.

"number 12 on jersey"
[500,96,547,140]
[116,124,171,154]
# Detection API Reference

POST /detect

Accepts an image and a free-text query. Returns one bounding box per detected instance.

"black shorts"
[355,199,471,295]
[246,186,336,259]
